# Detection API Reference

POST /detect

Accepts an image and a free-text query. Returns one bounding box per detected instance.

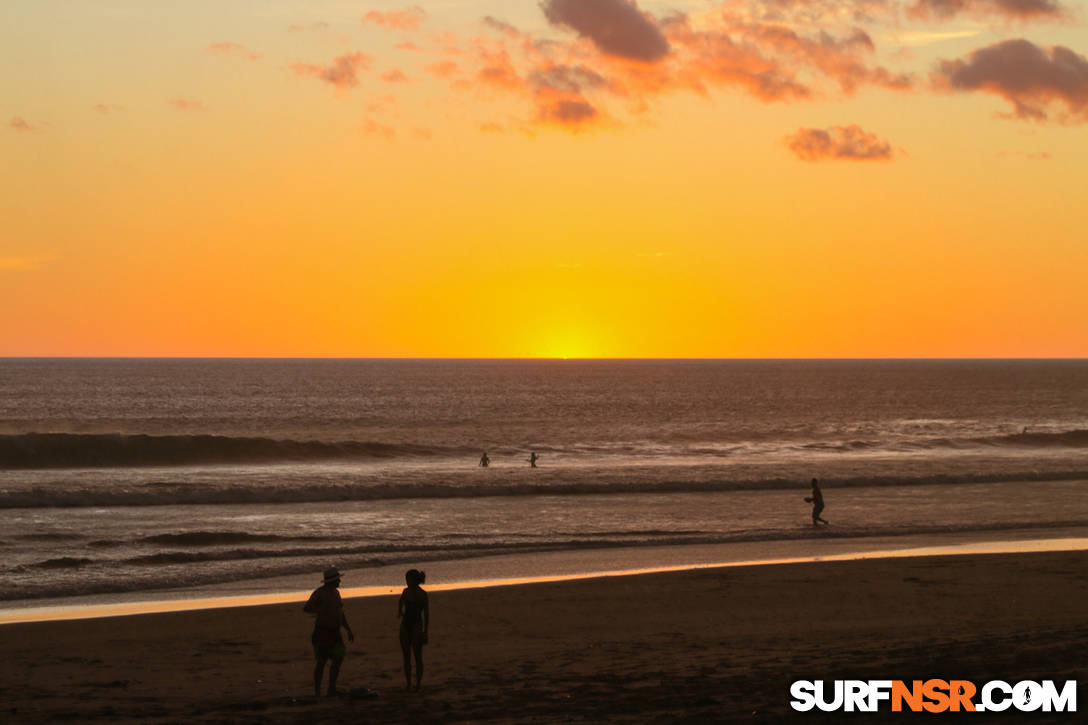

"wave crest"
[0,433,468,469]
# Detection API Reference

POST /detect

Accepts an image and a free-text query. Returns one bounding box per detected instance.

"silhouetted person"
[303,567,354,697]
[528,451,538,468]
[398,569,429,691]
[479,451,490,467]
[805,478,829,525]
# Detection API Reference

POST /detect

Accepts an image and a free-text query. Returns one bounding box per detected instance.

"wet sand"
[2,550,1086,723]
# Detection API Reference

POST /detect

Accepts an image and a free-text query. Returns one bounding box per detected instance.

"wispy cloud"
[889,29,983,48]
[290,52,372,90]
[363,7,427,32]
[361,117,397,140]
[997,150,1053,159]
[288,22,330,33]
[8,116,41,132]
[908,0,1067,21]
[169,98,207,111]
[785,125,896,161]
[93,103,125,114]
[208,42,261,62]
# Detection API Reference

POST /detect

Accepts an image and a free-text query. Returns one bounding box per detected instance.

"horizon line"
[2,356,1087,362]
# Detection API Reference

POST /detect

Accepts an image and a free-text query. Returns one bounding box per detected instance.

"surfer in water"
[398,569,429,691]
[479,451,490,467]
[528,451,538,468]
[805,478,829,526]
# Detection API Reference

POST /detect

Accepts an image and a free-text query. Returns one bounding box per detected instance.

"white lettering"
[845,680,868,712]
[1041,680,1076,712]
[982,680,1012,712]
[868,680,893,711]
[789,680,816,712]
[815,680,844,712]
[1014,681,1043,712]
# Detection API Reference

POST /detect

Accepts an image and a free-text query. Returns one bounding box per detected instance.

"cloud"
[290,52,372,90]
[476,49,523,90]
[734,24,912,94]
[483,16,523,39]
[933,39,1088,121]
[537,97,600,126]
[656,16,813,102]
[756,0,894,25]
[891,30,983,48]
[355,1,915,133]
[997,150,1052,159]
[208,42,261,62]
[785,125,895,161]
[169,98,206,111]
[363,7,426,31]
[380,69,410,83]
[93,103,125,114]
[908,0,1066,21]
[0,256,55,271]
[425,60,460,80]
[8,116,39,132]
[361,117,396,140]
[542,0,670,62]
[288,22,330,33]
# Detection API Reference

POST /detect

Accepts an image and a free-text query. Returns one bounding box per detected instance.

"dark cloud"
[381,69,410,83]
[537,98,599,125]
[934,39,1088,121]
[541,0,670,63]
[785,125,894,161]
[909,0,1066,20]
[290,52,372,90]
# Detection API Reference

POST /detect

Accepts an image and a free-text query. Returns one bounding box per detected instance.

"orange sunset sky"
[3,1,1086,358]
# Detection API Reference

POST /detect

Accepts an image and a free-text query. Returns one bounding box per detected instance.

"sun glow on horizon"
[2,1,1087,357]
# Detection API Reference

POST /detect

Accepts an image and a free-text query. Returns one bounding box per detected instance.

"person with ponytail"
[397,568,429,690]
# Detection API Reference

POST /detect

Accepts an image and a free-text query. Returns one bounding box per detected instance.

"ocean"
[2,359,1087,603]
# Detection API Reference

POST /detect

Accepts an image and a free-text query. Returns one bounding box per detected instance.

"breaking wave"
[0,433,470,469]
[2,470,1086,508]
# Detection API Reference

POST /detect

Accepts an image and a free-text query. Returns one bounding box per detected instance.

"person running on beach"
[528,451,538,468]
[398,569,429,691]
[303,567,354,697]
[805,478,829,525]
[479,451,490,467]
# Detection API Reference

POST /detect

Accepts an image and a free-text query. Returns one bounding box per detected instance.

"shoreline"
[2,548,1085,723]
[3,526,1086,625]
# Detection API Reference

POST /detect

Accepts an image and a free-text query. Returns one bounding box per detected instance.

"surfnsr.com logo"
[790,679,1076,713]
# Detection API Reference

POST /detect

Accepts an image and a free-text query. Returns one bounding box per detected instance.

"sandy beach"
[2,550,1085,723]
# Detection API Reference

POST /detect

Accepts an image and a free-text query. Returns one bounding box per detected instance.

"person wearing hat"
[303,566,354,696]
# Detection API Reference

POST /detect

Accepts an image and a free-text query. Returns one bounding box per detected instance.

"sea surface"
[2,359,1087,602]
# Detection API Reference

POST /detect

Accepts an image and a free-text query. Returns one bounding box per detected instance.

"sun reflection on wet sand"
[2,537,1084,626]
